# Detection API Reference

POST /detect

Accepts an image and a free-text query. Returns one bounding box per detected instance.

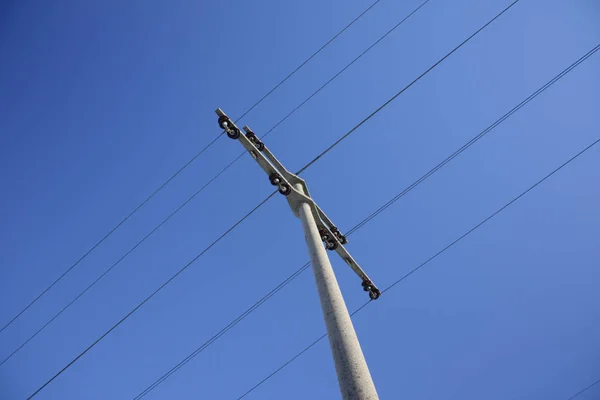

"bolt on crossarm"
[216,108,380,399]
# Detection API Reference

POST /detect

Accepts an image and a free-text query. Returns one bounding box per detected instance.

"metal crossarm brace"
[215,108,380,300]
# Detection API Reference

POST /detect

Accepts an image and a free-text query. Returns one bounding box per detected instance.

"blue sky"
[1,0,599,399]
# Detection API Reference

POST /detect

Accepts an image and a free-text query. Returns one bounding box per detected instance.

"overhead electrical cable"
[131,39,600,398]
[25,1,522,396]
[0,0,383,336]
[566,378,600,400]
[25,193,277,400]
[237,136,600,399]
[1,0,430,365]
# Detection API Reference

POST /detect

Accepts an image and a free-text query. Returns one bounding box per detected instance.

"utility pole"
[216,109,380,400]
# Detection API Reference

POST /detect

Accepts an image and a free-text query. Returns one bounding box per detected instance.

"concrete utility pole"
[215,109,380,400]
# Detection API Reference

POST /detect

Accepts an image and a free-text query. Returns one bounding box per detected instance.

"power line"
[0,0,382,336]
[0,134,221,335]
[348,42,600,235]
[298,0,520,174]
[133,261,311,399]
[237,0,384,121]
[0,162,242,367]
[567,378,600,400]
[237,332,328,400]
[133,201,372,398]
[237,303,371,400]
[236,136,600,399]
[258,0,430,142]
[1,0,430,366]
[381,138,600,293]
[25,192,276,400]
[130,40,600,398]
[24,2,521,395]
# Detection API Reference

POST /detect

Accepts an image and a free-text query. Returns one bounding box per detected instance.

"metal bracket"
[215,108,380,300]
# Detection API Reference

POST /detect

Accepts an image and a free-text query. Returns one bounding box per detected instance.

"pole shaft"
[295,184,379,400]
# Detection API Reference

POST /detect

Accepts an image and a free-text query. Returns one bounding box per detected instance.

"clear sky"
[1,0,599,399]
